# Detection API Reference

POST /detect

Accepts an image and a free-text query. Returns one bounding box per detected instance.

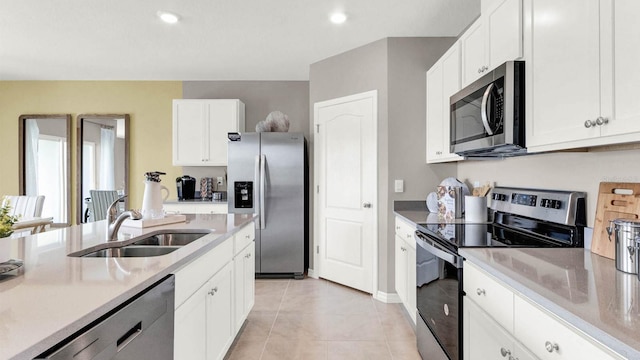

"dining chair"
[3,195,45,218]
[88,190,119,221]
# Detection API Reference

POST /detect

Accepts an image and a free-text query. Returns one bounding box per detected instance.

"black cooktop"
[416,212,584,254]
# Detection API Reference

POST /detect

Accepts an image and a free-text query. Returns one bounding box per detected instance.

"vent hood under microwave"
[449,61,526,158]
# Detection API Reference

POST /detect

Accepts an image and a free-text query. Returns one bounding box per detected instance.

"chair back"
[3,195,45,218]
[89,190,119,221]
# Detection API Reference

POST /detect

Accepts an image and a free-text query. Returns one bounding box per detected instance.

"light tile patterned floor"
[225,277,421,360]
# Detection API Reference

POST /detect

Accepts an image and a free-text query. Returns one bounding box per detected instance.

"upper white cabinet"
[461,0,523,87]
[173,99,245,166]
[426,42,464,163]
[526,0,640,152]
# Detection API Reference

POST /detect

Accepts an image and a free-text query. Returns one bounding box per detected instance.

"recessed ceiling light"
[330,12,347,24]
[157,11,180,24]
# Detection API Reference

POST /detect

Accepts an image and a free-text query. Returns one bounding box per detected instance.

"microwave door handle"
[481,83,495,136]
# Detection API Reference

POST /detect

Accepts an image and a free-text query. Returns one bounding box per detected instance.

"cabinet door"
[394,235,408,306]
[173,100,206,166]
[233,242,255,332]
[163,203,195,215]
[600,0,640,138]
[460,19,487,87]
[194,203,228,214]
[174,282,209,360]
[526,0,601,148]
[464,297,516,360]
[207,262,234,360]
[426,63,444,163]
[440,43,464,162]
[485,0,523,68]
[204,100,242,166]
[406,241,417,324]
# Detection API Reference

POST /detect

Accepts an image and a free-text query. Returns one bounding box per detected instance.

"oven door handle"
[481,83,495,136]
[415,232,464,268]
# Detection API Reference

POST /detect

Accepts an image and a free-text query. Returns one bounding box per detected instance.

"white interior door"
[314,90,377,294]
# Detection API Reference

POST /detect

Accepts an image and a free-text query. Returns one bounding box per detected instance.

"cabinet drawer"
[395,217,416,250]
[514,295,622,360]
[163,203,194,214]
[194,203,227,214]
[174,239,233,308]
[464,261,514,331]
[234,222,255,254]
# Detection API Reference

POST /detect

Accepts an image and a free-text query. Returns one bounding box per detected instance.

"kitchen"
[2,0,640,359]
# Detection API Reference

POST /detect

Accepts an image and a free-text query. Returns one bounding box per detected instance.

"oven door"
[415,231,463,360]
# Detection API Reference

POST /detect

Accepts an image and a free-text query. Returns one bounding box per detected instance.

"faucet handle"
[107,195,127,221]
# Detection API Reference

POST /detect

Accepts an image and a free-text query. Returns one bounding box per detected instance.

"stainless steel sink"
[81,246,180,258]
[131,232,209,246]
[68,231,210,258]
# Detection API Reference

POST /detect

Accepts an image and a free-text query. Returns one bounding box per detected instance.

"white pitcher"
[141,180,169,220]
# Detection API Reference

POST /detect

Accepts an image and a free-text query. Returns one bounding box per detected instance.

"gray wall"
[309,37,458,294]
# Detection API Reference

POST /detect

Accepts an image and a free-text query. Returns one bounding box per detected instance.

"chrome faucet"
[106,195,142,241]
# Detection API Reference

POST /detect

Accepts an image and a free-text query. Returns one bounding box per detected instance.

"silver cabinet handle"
[476,288,486,296]
[245,253,252,259]
[545,341,559,353]
[245,234,251,239]
[406,234,412,239]
[396,225,401,230]
[584,120,594,128]
[208,287,218,296]
[500,347,511,357]
[363,202,372,208]
[596,116,609,126]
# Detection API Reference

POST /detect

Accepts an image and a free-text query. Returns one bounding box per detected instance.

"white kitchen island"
[0,213,256,360]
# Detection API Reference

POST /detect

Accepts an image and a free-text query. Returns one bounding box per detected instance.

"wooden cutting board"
[591,182,640,259]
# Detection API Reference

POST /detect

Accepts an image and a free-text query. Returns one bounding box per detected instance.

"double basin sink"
[68,231,211,258]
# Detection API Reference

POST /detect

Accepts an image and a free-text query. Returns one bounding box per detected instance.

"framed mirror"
[77,114,130,224]
[19,114,72,227]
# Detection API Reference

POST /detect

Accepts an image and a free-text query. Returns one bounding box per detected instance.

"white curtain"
[100,128,115,189]
[25,119,39,195]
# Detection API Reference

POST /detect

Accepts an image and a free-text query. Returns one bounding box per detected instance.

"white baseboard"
[374,290,402,303]
[307,268,318,279]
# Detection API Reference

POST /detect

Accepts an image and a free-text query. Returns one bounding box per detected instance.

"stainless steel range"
[415,187,587,360]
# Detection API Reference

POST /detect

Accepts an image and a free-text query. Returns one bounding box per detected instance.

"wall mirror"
[77,114,129,224]
[19,114,72,227]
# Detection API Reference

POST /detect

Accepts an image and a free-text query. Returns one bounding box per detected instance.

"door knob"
[363,202,372,208]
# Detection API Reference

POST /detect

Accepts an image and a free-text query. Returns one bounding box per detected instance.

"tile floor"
[225,277,421,360]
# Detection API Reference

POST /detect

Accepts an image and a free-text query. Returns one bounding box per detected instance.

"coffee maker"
[176,175,196,200]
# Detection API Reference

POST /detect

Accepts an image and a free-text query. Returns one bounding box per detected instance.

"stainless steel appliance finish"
[37,275,175,360]
[415,186,586,360]
[608,219,640,274]
[450,61,525,158]
[227,132,307,278]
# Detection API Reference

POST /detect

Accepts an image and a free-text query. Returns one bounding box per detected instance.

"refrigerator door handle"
[254,155,261,228]
[259,154,266,229]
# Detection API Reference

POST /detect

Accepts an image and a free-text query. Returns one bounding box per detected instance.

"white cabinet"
[175,261,233,360]
[464,260,624,360]
[173,99,245,166]
[464,297,537,360]
[394,216,416,324]
[525,0,640,152]
[461,0,523,88]
[233,224,255,332]
[460,19,488,87]
[426,43,464,164]
[173,221,256,360]
[163,202,227,215]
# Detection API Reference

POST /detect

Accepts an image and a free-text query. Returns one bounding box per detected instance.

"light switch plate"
[395,179,404,193]
[217,176,224,185]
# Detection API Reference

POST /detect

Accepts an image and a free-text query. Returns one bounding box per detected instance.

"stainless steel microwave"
[450,61,525,157]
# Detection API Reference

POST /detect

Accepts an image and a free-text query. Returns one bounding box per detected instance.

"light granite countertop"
[0,213,256,360]
[460,247,640,359]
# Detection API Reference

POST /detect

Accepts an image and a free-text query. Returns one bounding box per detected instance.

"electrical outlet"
[217,176,224,185]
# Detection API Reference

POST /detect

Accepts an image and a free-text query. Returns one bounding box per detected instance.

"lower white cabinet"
[233,240,255,332]
[173,221,255,360]
[464,260,624,360]
[464,297,537,360]
[394,216,416,324]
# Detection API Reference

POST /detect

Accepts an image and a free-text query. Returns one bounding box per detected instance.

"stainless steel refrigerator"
[227,132,307,278]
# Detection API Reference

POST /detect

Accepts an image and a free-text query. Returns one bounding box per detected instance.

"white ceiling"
[0,0,480,80]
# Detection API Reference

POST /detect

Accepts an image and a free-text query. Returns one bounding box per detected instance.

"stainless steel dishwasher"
[37,275,175,360]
